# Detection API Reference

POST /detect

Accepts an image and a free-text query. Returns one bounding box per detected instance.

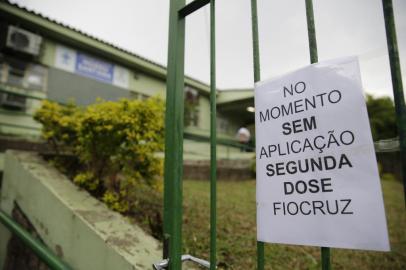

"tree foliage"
[366,94,397,141]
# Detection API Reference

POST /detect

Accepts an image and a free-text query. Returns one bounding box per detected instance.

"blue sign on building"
[56,45,129,88]
[75,53,114,83]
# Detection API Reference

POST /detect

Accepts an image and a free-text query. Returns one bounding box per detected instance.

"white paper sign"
[255,57,390,251]
[55,45,76,73]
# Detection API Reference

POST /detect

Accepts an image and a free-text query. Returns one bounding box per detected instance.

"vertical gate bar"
[321,247,330,270]
[382,0,406,205]
[250,0,264,269]
[164,0,186,268]
[305,0,318,64]
[305,1,331,269]
[251,0,261,83]
[209,0,217,269]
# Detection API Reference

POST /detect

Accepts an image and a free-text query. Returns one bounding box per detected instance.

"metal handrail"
[0,210,72,270]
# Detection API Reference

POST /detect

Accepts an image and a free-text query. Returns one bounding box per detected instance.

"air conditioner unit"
[5,26,42,56]
[0,92,26,110]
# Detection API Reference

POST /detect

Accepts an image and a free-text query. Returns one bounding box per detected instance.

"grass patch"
[182,180,405,269]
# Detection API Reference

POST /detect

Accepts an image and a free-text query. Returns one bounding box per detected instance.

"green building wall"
[0,1,253,160]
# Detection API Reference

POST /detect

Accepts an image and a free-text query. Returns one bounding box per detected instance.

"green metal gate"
[161,0,406,269]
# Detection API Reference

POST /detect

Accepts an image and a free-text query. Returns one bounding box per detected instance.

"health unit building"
[0,1,255,160]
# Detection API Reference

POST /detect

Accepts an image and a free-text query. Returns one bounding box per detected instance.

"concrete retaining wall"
[0,150,161,270]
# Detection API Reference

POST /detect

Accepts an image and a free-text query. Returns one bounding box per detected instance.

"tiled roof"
[2,0,212,92]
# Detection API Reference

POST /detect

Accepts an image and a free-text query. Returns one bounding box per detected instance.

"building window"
[26,64,46,90]
[0,55,47,91]
[0,61,6,83]
[184,86,199,127]
[130,91,149,100]
[7,58,26,87]
[217,116,229,134]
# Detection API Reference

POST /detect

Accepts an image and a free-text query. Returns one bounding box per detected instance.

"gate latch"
[153,254,210,270]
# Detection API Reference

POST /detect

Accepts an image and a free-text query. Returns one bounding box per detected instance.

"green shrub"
[34,98,165,216]
[34,100,79,153]
[381,173,397,182]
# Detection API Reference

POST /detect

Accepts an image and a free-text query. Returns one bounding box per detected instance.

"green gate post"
[250,0,265,269]
[166,1,216,269]
[164,0,186,269]
[210,0,217,269]
[381,0,406,205]
[305,0,331,269]
[163,2,406,270]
